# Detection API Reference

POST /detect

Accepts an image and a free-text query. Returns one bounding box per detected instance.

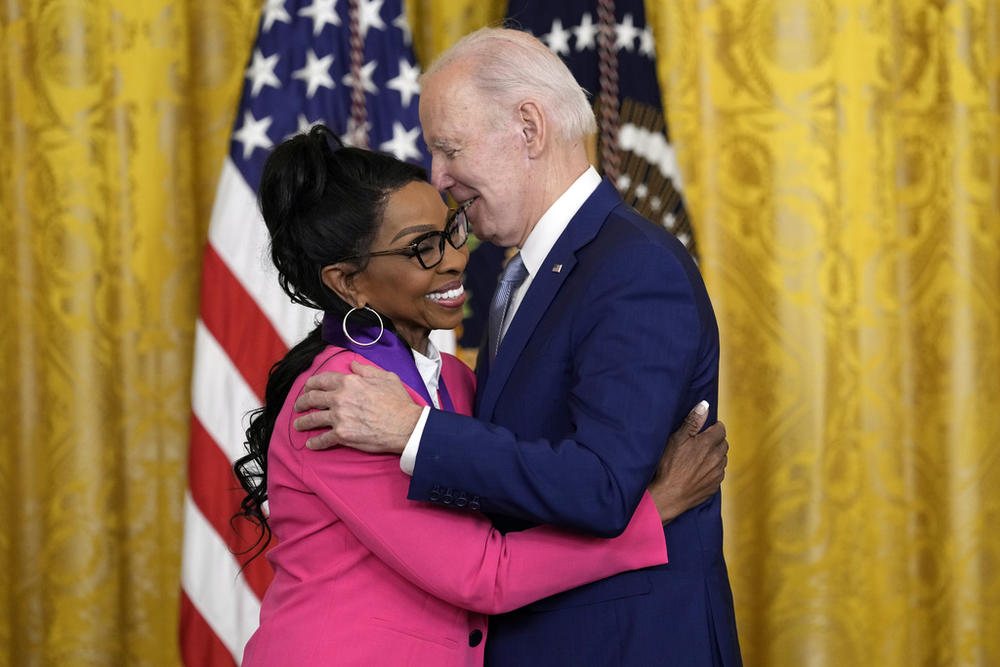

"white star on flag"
[639,27,656,57]
[386,59,421,108]
[343,60,379,94]
[379,122,423,162]
[573,13,597,51]
[393,11,412,45]
[544,18,572,55]
[245,49,281,97]
[615,14,640,52]
[298,0,341,36]
[292,49,336,98]
[286,113,325,140]
[262,0,291,32]
[359,0,386,39]
[232,111,273,159]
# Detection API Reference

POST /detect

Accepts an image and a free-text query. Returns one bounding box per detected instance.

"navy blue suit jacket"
[409,180,741,666]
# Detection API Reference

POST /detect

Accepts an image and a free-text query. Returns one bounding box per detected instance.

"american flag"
[180,1,430,664]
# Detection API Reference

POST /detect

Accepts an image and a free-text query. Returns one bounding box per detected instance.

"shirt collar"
[519,166,602,277]
[411,338,442,404]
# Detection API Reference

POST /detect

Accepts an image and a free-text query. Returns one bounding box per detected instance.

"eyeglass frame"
[345,199,473,270]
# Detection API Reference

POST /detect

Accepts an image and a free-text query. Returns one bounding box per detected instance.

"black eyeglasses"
[351,199,472,270]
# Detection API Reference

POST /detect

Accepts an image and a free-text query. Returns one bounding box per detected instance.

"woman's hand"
[648,402,729,524]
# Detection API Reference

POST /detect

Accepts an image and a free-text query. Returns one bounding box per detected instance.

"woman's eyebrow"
[390,224,438,243]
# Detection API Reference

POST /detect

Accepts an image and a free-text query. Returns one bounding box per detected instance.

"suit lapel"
[476,180,622,420]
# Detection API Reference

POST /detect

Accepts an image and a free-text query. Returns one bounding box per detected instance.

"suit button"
[469,496,481,511]
[455,492,468,508]
[469,629,483,647]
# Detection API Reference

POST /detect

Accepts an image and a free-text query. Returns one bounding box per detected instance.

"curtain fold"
[2,0,997,665]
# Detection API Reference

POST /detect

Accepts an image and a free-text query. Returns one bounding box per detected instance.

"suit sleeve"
[296,442,667,614]
[410,238,714,537]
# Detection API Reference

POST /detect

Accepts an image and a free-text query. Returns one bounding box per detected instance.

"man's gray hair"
[424,27,597,142]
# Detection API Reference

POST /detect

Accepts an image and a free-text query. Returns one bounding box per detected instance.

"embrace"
[235,27,741,667]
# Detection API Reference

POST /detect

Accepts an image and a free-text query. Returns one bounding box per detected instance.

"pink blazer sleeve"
[285,350,668,615]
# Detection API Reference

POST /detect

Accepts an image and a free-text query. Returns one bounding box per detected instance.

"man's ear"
[518,101,545,158]
[321,263,365,308]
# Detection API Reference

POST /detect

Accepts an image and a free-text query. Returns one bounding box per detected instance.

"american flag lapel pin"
[551,264,562,273]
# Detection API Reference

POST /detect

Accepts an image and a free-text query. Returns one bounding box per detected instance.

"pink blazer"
[241,346,668,666]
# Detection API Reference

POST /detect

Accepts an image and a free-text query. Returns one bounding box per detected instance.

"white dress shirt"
[400,339,444,474]
[412,340,443,409]
[400,167,603,474]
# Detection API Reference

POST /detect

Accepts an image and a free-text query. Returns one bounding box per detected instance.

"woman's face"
[351,180,469,353]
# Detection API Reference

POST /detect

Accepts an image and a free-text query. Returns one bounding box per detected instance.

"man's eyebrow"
[391,224,438,243]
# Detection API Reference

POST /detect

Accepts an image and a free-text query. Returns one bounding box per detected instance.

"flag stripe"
[200,243,289,399]
[179,591,237,667]
[207,159,318,349]
[191,321,263,464]
[188,415,274,600]
[182,492,262,664]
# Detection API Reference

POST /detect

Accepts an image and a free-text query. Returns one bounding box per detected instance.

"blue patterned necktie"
[488,253,529,362]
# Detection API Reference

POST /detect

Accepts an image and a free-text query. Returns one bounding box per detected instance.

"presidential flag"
[507,0,693,250]
[180,1,430,664]
[457,0,694,353]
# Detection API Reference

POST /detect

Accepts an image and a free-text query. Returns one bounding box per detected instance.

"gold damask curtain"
[1,1,997,666]
[649,1,1000,665]
[1,1,264,664]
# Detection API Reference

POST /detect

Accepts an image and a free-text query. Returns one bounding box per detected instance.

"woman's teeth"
[426,285,464,301]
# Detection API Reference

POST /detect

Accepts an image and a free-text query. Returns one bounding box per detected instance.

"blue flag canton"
[505,0,694,251]
[229,0,428,191]
[506,0,662,111]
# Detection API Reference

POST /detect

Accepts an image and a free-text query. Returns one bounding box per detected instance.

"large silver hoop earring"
[342,306,384,347]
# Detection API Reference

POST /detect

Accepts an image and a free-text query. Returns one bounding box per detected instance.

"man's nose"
[430,158,455,192]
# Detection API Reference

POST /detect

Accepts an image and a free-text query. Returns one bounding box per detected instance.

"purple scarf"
[321,311,454,412]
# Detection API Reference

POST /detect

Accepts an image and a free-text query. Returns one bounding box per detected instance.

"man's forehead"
[422,102,469,144]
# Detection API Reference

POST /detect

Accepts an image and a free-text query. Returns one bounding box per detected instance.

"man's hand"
[292,361,423,453]
[648,401,729,524]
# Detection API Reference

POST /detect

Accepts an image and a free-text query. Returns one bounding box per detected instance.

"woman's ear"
[321,263,365,308]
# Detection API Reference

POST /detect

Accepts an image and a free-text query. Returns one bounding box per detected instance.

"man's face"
[419,67,533,248]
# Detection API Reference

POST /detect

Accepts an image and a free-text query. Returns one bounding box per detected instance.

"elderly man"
[293,27,742,666]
